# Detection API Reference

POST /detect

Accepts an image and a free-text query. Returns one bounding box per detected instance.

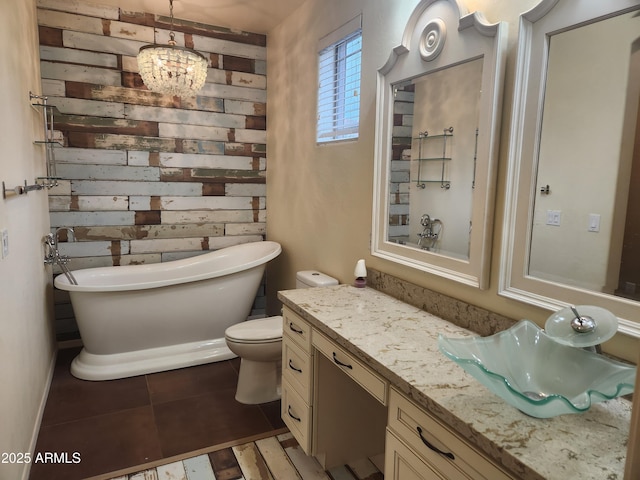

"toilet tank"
[296,270,338,288]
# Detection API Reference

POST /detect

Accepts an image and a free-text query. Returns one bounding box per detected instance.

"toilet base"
[235,357,282,404]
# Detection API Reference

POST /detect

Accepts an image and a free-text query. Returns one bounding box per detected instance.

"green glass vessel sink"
[438,320,636,418]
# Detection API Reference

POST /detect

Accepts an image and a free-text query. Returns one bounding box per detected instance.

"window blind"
[317,18,362,144]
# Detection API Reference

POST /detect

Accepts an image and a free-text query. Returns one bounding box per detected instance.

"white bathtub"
[54,241,282,381]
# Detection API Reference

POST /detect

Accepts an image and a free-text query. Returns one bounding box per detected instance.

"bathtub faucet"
[417,214,442,251]
[44,227,78,285]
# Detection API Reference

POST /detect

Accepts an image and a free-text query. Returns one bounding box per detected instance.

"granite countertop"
[278,284,632,480]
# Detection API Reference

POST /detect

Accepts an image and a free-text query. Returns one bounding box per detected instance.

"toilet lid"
[225,316,283,343]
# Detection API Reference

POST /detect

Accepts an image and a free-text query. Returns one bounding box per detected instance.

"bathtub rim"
[54,240,281,293]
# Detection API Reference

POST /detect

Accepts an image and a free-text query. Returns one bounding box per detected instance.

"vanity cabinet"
[281,306,513,478]
[281,308,314,453]
[385,388,514,480]
[281,307,388,469]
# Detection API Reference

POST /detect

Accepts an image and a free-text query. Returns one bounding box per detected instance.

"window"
[317,18,362,144]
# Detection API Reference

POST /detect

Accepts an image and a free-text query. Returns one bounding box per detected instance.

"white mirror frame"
[372,0,507,289]
[500,0,640,338]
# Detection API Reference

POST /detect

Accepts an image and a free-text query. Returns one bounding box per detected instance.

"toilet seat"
[225,316,283,344]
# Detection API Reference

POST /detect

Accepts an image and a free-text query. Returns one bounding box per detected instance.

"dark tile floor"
[29,348,285,480]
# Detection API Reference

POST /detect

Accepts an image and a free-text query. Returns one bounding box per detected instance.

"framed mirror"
[372,0,507,289]
[500,0,640,337]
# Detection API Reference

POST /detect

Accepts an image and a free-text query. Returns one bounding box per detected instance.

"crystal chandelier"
[137,0,208,97]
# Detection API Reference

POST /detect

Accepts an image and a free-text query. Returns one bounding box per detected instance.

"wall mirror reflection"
[500,0,640,337]
[372,0,507,289]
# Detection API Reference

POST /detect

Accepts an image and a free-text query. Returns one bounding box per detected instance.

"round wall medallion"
[420,18,446,61]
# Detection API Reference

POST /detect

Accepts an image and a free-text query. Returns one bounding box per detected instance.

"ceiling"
[95,0,307,34]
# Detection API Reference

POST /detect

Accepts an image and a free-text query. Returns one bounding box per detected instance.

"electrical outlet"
[1,229,8,258]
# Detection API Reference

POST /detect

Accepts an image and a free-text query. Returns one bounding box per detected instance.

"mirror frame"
[499,0,640,338]
[372,0,507,289]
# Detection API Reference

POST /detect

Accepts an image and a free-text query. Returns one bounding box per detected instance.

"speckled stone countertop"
[278,284,632,480]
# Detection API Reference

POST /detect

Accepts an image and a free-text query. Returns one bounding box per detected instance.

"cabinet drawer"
[281,378,312,454]
[283,307,312,352]
[282,336,313,403]
[387,388,514,480]
[385,428,445,480]
[312,331,388,405]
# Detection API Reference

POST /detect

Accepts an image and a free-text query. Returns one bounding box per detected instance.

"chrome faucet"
[44,227,78,285]
[417,214,442,250]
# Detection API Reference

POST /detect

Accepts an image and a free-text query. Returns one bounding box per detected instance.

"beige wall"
[0,0,57,479]
[265,0,639,362]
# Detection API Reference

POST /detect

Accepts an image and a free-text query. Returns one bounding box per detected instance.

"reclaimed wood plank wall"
[36,0,268,339]
[389,84,413,243]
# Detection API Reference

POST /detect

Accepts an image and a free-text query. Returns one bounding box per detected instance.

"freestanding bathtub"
[54,240,282,381]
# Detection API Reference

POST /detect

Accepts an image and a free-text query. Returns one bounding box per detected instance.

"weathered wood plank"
[65,82,180,108]
[56,164,159,181]
[193,35,266,61]
[55,114,159,136]
[40,45,118,68]
[182,455,216,480]
[67,133,177,152]
[156,461,187,480]
[159,153,255,170]
[50,211,135,227]
[208,448,243,480]
[55,147,127,165]
[71,180,200,196]
[161,210,254,224]
[48,96,124,118]
[181,139,226,155]
[40,61,121,86]
[73,224,224,241]
[37,9,104,35]
[225,99,266,116]
[158,196,257,211]
[233,442,274,480]
[136,13,266,47]
[125,104,244,129]
[256,436,301,480]
[201,83,266,102]
[158,123,232,142]
[37,0,120,20]
[130,237,208,254]
[63,30,147,56]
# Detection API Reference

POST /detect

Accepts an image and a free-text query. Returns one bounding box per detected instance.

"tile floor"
[29,348,286,480]
[100,432,383,480]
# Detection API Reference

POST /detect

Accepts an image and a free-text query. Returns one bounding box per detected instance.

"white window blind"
[317,17,362,144]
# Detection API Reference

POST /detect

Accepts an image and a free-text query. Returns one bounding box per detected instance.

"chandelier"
[137,0,208,97]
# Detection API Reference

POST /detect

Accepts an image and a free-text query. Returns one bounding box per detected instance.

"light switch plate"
[546,210,561,226]
[1,229,8,258]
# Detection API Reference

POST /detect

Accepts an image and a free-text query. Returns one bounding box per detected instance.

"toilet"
[224,270,338,404]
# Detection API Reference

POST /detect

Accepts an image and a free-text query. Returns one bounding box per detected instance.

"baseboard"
[22,347,58,480]
[57,338,83,349]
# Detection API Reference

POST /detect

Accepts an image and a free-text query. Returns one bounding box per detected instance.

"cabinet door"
[385,429,446,480]
[281,378,312,454]
[387,388,514,480]
[282,333,313,403]
[283,308,312,352]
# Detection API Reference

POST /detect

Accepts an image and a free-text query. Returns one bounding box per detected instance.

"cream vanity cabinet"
[281,307,314,452]
[281,306,515,479]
